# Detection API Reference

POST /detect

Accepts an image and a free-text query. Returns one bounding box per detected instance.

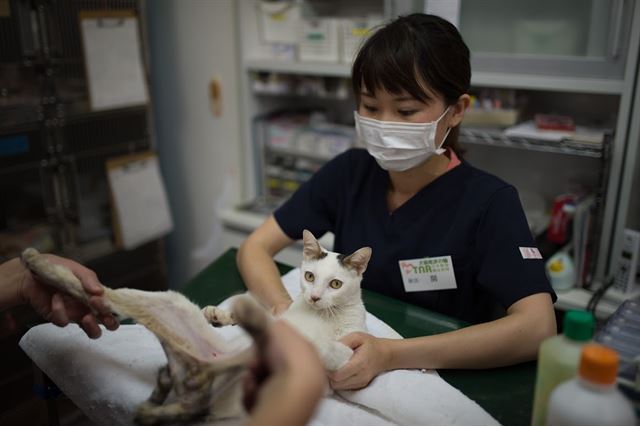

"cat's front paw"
[202,305,236,326]
[322,342,353,372]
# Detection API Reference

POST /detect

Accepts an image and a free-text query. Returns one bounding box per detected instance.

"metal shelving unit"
[459,127,605,158]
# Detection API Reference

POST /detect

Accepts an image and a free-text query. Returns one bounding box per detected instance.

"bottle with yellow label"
[545,252,576,292]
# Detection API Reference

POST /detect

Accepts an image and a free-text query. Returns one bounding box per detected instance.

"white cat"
[281,229,371,371]
[204,229,372,371]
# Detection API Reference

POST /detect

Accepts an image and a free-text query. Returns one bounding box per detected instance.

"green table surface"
[183,248,536,426]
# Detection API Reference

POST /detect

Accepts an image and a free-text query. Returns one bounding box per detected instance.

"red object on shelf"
[535,114,576,131]
[547,194,575,244]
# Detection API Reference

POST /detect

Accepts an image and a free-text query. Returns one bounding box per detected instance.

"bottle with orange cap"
[531,310,595,426]
[545,344,636,426]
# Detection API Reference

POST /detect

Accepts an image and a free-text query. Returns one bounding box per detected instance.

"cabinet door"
[457,0,632,79]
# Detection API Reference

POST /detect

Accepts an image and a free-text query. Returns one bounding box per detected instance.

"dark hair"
[352,14,471,157]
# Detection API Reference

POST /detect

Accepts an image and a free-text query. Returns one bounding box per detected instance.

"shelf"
[245,60,624,95]
[61,103,149,124]
[219,206,335,248]
[459,127,604,158]
[555,288,620,320]
[471,72,624,95]
[245,59,351,77]
[266,145,333,162]
[253,89,350,101]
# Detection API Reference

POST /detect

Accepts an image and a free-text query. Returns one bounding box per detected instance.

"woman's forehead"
[360,82,440,102]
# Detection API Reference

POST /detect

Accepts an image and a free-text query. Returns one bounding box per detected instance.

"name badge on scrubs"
[399,256,457,292]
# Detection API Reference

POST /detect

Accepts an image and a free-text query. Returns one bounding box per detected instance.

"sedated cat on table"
[21,229,372,425]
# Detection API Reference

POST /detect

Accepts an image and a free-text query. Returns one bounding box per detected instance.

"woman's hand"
[18,255,119,338]
[329,332,392,390]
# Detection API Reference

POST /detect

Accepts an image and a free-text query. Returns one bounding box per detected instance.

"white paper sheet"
[81,13,149,110]
[108,155,173,249]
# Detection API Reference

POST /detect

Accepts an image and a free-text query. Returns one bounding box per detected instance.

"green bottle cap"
[563,310,595,341]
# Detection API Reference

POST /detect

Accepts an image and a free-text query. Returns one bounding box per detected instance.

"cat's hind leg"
[146,365,172,406]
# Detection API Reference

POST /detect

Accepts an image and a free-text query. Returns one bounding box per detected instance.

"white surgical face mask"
[354,107,451,171]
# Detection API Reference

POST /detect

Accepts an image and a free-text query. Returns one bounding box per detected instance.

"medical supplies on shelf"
[254,111,356,201]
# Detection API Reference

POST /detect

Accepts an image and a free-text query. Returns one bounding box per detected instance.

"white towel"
[19,268,499,426]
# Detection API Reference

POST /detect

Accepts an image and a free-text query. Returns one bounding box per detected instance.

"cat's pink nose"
[311,296,321,303]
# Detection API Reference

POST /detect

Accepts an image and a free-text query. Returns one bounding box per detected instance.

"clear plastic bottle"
[531,310,595,426]
[545,344,636,426]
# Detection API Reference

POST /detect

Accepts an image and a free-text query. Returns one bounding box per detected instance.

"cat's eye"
[304,271,315,282]
[329,279,342,289]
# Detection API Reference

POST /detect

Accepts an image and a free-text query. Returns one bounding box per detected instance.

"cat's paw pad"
[202,306,236,326]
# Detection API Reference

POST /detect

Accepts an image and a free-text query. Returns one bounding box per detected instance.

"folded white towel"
[19,268,499,426]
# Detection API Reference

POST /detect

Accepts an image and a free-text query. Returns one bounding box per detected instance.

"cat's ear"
[343,247,372,275]
[302,229,325,260]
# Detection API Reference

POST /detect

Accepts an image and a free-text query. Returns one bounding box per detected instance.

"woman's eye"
[363,105,378,113]
[329,279,342,289]
[398,109,417,117]
[304,271,315,282]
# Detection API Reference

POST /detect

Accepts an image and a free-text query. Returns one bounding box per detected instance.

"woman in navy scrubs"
[237,13,557,390]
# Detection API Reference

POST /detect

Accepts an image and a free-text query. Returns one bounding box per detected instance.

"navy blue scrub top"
[274,148,556,324]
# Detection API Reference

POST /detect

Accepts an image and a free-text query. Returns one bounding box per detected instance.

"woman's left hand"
[329,332,391,390]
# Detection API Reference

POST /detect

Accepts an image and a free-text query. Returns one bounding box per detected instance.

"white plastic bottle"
[545,252,576,292]
[545,344,636,426]
[531,310,595,426]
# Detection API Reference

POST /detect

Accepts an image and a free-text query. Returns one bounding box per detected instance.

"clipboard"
[106,152,173,250]
[79,10,149,111]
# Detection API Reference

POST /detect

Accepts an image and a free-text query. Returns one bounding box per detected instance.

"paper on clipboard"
[107,153,173,250]
[80,10,149,111]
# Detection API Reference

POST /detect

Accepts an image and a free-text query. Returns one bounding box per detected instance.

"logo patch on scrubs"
[399,256,457,292]
[519,247,542,259]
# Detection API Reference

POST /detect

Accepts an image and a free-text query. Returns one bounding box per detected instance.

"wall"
[146,0,242,288]
[628,144,640,231]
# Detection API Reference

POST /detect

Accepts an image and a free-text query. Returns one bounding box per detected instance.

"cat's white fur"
[279,230,371,371]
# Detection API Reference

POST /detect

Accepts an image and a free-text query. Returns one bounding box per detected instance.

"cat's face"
[299,230,372,310]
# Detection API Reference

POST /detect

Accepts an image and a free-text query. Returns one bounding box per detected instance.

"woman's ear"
[448,94,471,127]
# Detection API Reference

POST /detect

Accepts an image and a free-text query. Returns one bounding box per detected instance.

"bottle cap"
[563,310,595,341]
[579,344,619,385]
